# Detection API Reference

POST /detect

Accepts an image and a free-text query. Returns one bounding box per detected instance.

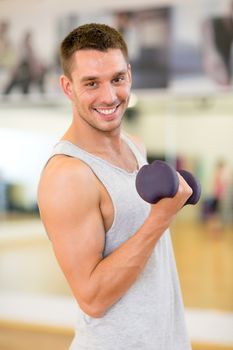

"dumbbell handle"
[135,160,201,205]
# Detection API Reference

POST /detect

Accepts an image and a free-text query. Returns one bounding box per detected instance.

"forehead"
[71,49,128,79]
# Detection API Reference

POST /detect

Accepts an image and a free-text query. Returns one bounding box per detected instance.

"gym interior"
[0,0,232,349]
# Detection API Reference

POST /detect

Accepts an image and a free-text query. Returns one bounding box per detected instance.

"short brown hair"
[60,23,129,78]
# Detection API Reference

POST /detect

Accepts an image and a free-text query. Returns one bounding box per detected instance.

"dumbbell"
[135,160,201,205]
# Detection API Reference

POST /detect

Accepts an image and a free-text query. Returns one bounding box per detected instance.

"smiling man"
[37,23,192,350]
[61,48,130,134]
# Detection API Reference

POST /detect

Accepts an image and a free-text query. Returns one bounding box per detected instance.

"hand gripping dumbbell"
[135,160,201,205]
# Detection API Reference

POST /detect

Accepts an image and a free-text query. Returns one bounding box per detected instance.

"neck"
[61,117,123,156]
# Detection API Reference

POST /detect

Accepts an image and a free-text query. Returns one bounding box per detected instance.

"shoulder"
[124,133,147,158]
[39,154,97,192]
[37,155,100,221]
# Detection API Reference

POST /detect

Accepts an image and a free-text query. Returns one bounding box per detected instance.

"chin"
[100,119,122,133]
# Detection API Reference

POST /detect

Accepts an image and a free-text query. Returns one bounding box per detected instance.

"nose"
[100,83,118,106]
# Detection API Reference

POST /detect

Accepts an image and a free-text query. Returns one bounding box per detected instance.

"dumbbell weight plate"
[178,169,201,205]
[136,160,179,204]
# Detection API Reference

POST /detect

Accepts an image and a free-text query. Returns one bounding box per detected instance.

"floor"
[171,220,233,311]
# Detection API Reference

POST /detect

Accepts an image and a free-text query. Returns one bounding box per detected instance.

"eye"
[86,81,97,88]
[112,76,125,84]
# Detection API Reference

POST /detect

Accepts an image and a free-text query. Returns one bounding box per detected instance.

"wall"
[0,0,231,63]
[0,0,181,63]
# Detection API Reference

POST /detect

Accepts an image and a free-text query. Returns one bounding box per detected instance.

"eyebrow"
[80,69,128,83]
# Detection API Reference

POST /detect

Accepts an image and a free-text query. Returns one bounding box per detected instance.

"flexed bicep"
[38,155,106,316]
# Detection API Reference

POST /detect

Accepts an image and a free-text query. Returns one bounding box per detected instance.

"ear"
[60,75,74,100]
[127,64,132,86]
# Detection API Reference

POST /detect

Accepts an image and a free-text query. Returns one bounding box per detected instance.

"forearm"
[80,214,168,317]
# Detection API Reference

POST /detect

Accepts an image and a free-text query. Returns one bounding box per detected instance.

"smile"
[94,104,120,115]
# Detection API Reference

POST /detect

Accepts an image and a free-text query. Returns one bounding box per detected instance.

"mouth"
[93,104,121,118]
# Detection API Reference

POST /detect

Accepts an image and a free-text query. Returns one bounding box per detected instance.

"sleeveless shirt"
[50,133,191,350]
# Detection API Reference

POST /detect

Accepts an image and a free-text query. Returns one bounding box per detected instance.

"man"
[38,23,192,349]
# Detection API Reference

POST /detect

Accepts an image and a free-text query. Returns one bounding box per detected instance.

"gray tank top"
[50,134,191,350]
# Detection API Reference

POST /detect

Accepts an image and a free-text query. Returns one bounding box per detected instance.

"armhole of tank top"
[42,152,72,173]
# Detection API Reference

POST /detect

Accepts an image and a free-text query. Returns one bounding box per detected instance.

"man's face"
[61,49,132,133]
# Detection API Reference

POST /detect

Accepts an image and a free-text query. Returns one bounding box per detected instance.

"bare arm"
[38,156,191,318]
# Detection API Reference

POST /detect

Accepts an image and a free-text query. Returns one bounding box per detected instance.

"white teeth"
[95,107,116,115]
